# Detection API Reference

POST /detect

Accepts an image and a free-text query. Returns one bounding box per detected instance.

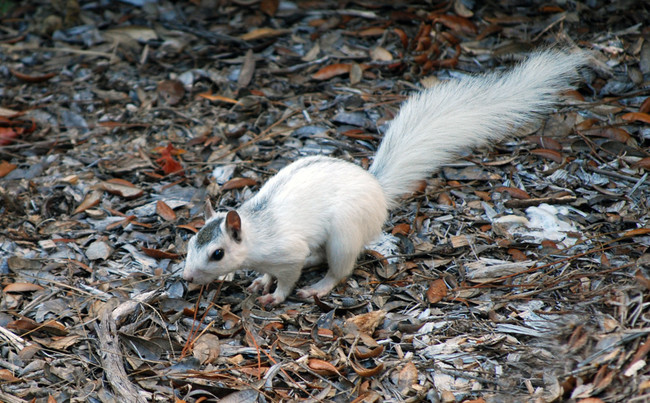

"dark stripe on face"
[196,217,223,246]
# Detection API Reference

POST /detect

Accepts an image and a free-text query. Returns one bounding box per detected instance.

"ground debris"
[1,1,649,402]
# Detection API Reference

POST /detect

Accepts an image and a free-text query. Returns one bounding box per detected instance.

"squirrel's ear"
[225,210,242,242]
[204,199,217,220]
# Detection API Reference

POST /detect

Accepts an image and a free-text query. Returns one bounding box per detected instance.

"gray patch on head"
[196,217,223,247]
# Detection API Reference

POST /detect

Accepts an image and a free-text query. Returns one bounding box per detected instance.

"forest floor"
[1,1,650,402]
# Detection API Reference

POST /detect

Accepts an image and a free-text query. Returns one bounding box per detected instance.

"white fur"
[183,49,587,305]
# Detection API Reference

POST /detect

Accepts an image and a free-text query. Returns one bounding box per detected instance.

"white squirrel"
[182,49,587,306]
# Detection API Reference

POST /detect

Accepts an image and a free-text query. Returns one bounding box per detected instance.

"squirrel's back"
[369,49,587,207]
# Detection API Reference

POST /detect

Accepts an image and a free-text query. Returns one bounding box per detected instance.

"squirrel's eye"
[211,249,224,261]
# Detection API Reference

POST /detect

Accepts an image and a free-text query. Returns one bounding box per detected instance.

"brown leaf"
[397,362,418,390]
[3,282,45,293]
[392,27,408,48]
[157,79,185,106]
[354,345,384,359]
[351,360,384,377]
[438,192,455,206]
[507,249,528,262]
[632,157,650,170]
[193,333,221,365]
[222,177,257,190]
[426,279,447,303]
[345,310,386,335]
[100,179,143,198]
[10,69,57,83]
[312,63,352,80]
[308,359,341,376]
[260,0,278,16]
[494,186,531,199]
[73,190,103,215]
[526,135,563,151]
[0,160,17,177]
[391,223,410,236]
[142,247,180,259]
[530,148,563,163]
[0,369,20,383]
[583,127,631,142]
[640,97,650,114]
[621,112,650,124]
[237,49,255,88]
[359,27,386,36]
[635,270,650,291]
[240,27,289,41]
[156,200,177,221]
[431,14,478,35]
[197,93,240,104]
[623,228,650,237]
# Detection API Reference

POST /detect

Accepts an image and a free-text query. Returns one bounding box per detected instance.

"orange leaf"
[358,27,385,36]
[101,180,143,198]
[622,228,650,237]
[240,27,289,41]
[4,282,45,293]
[640,97,650,114]
[494,186,531,199]
[0,127,19,145]
[621,112,650,124]
[397,362,418,390]
[311,63,352,80]
[0,160,17,177]
[307,359,341,376]
[632,157,650,170]
[10,68,57,83]
[354,345,384,359]
[530,148,563,163]
[141,247,180,259]
[197,93,240,104]
[431,14,478,35]
[426,279,447,304]
[350,360,384,377]
[391,223,410,236]
[73,190,103,215]
[0,369,20,383]
[222,177,257,190]
[437,192,454,206]
[156,200,177,221]
[507,249,528,262]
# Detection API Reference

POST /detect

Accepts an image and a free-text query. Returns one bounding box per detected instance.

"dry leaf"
[426,279,447,303]
[142,247,180,259]
[240,27,289,41]
[192,333,221,365]
[73,190,103,215]
[10,69,57,83]
[494,186,531,199]
[157,79,185,106]
[621,112,650,124]
[222,177,257,190]
[397,362,418,390]
[0,160,17,177]
[197,93,240,104]
[530,148,563,163]
[101,179,143,198]
[312,64,352,80]
[0,369,20,383]
[345,310,386,335]
[307,359,341,376]
[391,223,410,236]
[156,200,177,221]
[4,282,45,293]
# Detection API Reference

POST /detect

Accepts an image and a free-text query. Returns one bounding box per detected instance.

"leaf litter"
[1,1,650,402]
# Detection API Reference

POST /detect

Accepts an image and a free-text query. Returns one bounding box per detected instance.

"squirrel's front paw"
[248,274,273,294]
[257,293,284,306]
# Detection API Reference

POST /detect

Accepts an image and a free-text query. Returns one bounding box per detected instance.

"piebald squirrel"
[183,49,587,306]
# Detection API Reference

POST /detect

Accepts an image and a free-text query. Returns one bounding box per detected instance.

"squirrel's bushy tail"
[368,49,587,208]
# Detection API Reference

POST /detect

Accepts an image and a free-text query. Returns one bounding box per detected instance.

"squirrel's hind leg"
[296,235,361,299]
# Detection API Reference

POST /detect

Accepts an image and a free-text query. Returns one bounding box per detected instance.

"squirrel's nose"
[183,272,193,282]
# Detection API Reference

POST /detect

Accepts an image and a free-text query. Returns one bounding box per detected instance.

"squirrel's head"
[182,201,247,284]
